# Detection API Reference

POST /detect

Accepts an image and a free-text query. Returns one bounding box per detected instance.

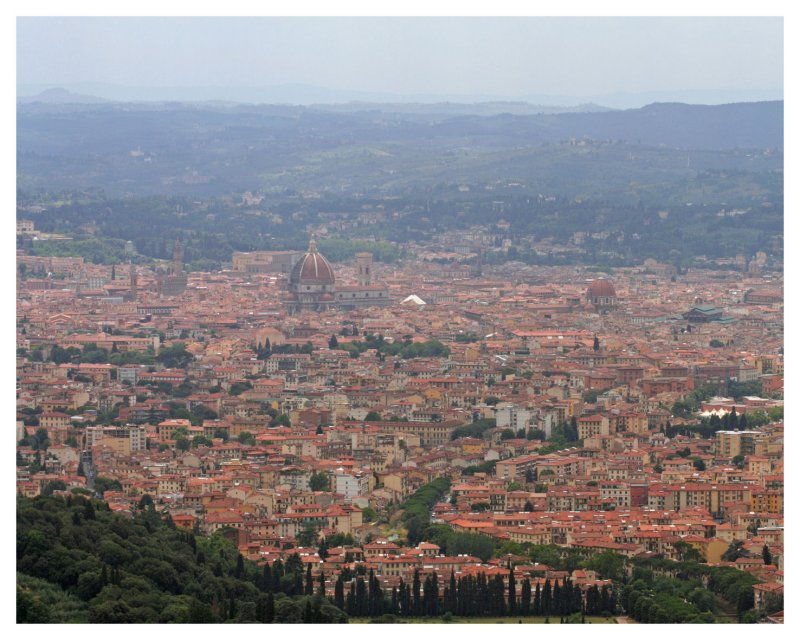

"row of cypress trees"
[332,568,616,618]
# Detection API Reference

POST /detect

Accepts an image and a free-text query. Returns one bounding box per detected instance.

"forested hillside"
[17,494,347,623]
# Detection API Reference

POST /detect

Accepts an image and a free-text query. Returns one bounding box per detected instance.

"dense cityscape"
[16,211,783,624]
[16,15,784,627]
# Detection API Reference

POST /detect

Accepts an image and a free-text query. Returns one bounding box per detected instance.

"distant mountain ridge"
[17,82,782,110]
[18,86,613,116]
[17,87,112,105]
[17,98,783,198]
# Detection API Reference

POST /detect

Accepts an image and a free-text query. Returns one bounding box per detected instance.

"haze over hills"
[16,87,614,116]
[16,96,782,269]
[16,87,112,105]
[16,82,783,110]
[17,99,783,199]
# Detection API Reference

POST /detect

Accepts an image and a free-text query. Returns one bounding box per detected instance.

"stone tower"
[172,239,184,275]
[129,263,137,301]
[355,252,373,287]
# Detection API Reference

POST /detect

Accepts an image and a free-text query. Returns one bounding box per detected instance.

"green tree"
[582,389,599,403]
[722,540,745,562]
[520,578,532,615]
[41,480,67,496]
[269,414,291,428]
[191,435,213,448]
[297,522,319,548]
[361,507,377,522]
[229,381,253,396]
[309,472,330,492]
[94,477,122,495]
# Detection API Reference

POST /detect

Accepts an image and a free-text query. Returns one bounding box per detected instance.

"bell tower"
[173,239,183,276]
[355,252,373,287]
[129,263,137,301]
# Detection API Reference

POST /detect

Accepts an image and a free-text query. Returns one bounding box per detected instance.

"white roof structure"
[400,294,426,306]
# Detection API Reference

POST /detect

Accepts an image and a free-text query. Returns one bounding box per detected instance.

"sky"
[16,15,784,106]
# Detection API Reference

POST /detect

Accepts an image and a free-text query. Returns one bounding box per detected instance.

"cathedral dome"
[289,238,335,286]
[587,278,616,298]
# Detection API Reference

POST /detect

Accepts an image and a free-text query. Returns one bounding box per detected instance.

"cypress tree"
[477,572,488,616]
[600,584,611,614]
[542,578,552,616]
[448,569,457,613]
[423,575,432,616]
[334,575,345,610]
[398,577,407,616]
[368,569,382,616]
[412,569,421,616]
[521,578,531,616]
[346,580,356,616]
[457,576,465,617]
[293,569,303,595]
[552,579,562,615]
[318,570,326,597]
[575,581,584,615]
[508,568,517,615]
[305,562,314,595]
[586,584,600,615]
[430,572,439,617]
[486,574,497,616]
[262,563,272,592]
[258,593,274,623]
[494,574,506,616]
[272,560,283,593]
[356,577,367,617]
[608,587,617,615]
[533,581,541,615]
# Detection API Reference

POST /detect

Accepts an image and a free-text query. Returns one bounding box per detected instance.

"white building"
[333,469,370,502]
[495,404,537,434]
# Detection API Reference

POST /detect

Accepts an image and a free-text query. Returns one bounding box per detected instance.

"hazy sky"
[17,16,783,102]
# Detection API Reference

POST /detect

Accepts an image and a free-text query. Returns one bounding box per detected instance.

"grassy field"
[350,616,617,624]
